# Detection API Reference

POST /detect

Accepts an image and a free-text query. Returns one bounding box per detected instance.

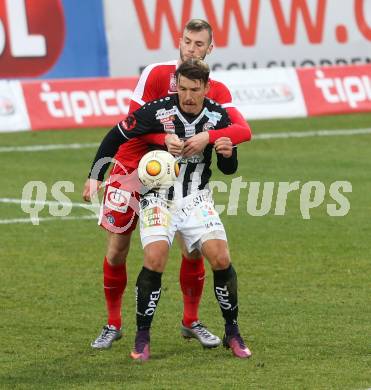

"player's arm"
[208,106,252,145]
[182,109,250,157]
[87,126,125,182]
[82,126,125,201]
[83,114,157,202]
[215,137,238,175]
[82,126,123,201]
[87,111,155,182]
[140,133,167,147]
[139,133,185,157]
[183,102,248,157]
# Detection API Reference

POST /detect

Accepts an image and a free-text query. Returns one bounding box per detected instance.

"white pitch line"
[0,128,371,153]
[0,142,99,153]
[0,197,100,212]
[0,198,100,225]
[0,215,97,224]
[253,127,371,140]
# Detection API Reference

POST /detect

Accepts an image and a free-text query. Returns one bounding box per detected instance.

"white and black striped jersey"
[90,94,237,199]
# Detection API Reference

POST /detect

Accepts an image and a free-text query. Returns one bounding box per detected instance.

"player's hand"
[183,132,209,157]
[165,134,184,156]
[82,178,102,202]
[214,137,233,158]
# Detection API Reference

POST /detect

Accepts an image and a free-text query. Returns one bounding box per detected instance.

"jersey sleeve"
[117,106,157,140]
[128,100,142,114]
[216,147,238,175]
[208,107,252,145]
[87,126,126,181]
[140,133,167,146]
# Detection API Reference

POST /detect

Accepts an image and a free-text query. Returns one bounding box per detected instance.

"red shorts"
[98,163,142,234]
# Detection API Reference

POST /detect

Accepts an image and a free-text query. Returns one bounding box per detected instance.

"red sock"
[103,257,127,330]
[179,255,205,327]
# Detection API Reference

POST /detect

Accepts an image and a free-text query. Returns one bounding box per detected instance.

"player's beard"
[179,48,207,63]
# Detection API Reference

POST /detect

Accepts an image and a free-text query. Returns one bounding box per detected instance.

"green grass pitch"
[1,113,370,389]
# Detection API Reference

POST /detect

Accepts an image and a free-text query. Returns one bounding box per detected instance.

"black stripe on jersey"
[182,163,194,197]
[199,146,213,191]
[167,183,175,201]
[199,162,211,191]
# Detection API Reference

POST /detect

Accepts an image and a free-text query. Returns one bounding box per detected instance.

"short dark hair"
[184,19,213,44]
[175,59,210,85]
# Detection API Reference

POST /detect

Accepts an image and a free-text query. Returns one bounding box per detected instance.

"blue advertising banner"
[43,0,109,79]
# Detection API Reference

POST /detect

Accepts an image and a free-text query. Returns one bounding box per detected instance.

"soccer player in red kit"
[83,19,252,350]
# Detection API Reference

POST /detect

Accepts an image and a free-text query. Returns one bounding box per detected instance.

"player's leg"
[91,232,132,349]
[131,194,172,361]
[91,177,139,349]
[130,239,169,361]
[176,233,205,328]
[175,233,220,347]
[176,191,225,348]
[201,238,252,359]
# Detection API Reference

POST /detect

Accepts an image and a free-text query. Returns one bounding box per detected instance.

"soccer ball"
[138,150,180,188]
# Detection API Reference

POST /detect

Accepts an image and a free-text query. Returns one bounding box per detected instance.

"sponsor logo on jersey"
[204,109,223,125]
[155,107,177,120]
[202,122,215,131]
[140,196,168,210]
[168,73,177,93]
[180,191,210,216]
[105,186,131,213]
[199,204,222,228]
[160,115,175,123]
[120,115,136,131]
[142,206,170,228]
[184,123,196,138]
[202,206,215,217]
[106,214,115,225]
[164,123,175,132]
[158,112,176,133]
[179,154,204,164]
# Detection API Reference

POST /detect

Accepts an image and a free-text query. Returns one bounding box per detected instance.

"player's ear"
[207,43,213,55]
[204,81,210,94]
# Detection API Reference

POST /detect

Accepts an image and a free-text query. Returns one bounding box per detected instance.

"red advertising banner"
[297,65,371,116]
[21,77,139,130]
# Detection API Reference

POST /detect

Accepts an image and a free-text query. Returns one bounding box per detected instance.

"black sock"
[213,264,238,326]
[136,266,162,331]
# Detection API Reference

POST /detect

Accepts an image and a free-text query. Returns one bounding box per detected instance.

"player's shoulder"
[207,78,233,105]
[141,60,177,78]
[204,97,225,112]
[138,95,177,114]
[209,78,230,93]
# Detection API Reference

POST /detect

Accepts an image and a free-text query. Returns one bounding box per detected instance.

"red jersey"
[114,60,250,169]
[130,60,234,111]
